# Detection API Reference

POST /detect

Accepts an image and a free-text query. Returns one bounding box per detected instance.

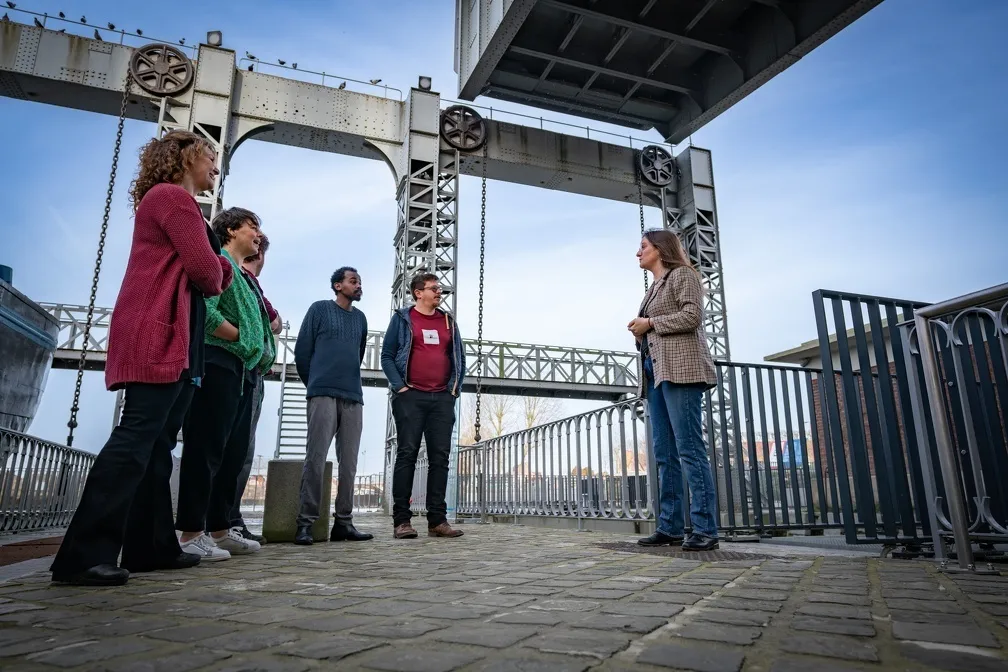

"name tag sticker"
[422,329,440,345]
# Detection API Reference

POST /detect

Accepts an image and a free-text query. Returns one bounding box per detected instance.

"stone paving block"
[351,618,447,638]
[769,657,864,672]
[880,580,941,591]
[356,646,485,671]
[652,582,717,596]
[807,592,872,606]
[722,587,790,601]
[278,633,385,660]
[491,610,567,626]
[431,624,538,648]
[882,588,951,601]
[527,598,600,612]
[200,628,302,652]
[81,615,177,637]
[401,590,472,604]
[692,607,771,627]
[97,649,234,672]
[28,638,155,667]
[811,583,869,595]
[572,613,668,633]
[636,641,745,672]
[565,588,635,600]
[416,603,500,619]
[981,604,1008,616]
[885,597,966,614]
[600,602,685,618]
[223,607,307,625]
[710,596,782,612]
[0,628,36,646]
[792,615,876,637]
[891,620,1001,648]
[283,613,375,631]
[0,601,45,615]
[465,593,536,608]
[522,628,634,658]
[1,634,91,657]
[296,596,366,610]
[968,593,1008,605]
[345,599,424,616]
[144,621,245,643]
[501,585,566,596]
[887,608,976,625]
[633,591,706,605]
[671,623,762,646]
[899,642,1008,672]
[213,658,311,672]
[780,633,878,662]
[796,603,870,620]
[0,607,79,626]
[469,654,593,672]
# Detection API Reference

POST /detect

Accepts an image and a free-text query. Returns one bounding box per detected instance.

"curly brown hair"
[128,130,214,213]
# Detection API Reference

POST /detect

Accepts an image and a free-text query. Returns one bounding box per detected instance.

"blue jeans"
[644,358,719,539]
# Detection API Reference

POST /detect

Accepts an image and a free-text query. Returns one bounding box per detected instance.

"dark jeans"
[51,381,193,574]
[176,363,255,533]
[391,389,456,527]
[229,374,264,528]
[643,358,719,539]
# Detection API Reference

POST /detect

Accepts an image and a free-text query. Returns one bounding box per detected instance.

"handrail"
[237,59,404,101]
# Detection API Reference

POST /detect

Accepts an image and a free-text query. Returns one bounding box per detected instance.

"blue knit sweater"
[294,300,368,403]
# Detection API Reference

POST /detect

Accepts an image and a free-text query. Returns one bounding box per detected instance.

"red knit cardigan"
[105,183,233,390]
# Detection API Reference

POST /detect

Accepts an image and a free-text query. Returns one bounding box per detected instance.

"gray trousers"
[229,374,265,528]
[296,396,363,527]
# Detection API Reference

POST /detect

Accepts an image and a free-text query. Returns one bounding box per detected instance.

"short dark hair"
[410,272,438,300]
[330,266,358,292]
[212,207,260,245]
[244,233,269,263]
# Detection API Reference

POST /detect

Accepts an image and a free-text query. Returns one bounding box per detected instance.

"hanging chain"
[473,142,488,444]
[637,167,649,293]
[66,70,133,447]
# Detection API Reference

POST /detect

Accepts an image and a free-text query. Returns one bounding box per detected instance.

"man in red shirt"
[381,272,466,539]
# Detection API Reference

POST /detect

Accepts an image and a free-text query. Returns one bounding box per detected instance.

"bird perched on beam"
[93,29,102,41]
[338,81,346,90]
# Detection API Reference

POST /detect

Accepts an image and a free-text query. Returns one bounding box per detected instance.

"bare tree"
[458,393,519,444]
[521,396,564,429]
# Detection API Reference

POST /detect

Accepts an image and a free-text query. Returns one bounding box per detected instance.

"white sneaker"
[214,527,261,555]
[180,533,231,562]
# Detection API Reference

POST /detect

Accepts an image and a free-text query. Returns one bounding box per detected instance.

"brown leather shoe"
[393,523,418,539]
[428,522,464,538]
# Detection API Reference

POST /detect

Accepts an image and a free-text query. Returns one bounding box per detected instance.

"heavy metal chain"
[67,70,133,447]
[473,142,488,444]
[637,168,649,293]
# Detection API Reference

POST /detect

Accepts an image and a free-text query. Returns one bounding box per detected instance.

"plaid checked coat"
[636,266,717,398]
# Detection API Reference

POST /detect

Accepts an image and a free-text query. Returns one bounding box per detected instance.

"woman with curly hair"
[50,130,233,586]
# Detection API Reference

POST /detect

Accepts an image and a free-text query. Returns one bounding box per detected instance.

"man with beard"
[293,267,373,545]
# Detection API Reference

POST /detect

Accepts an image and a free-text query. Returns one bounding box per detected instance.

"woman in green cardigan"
[175,207,276,562]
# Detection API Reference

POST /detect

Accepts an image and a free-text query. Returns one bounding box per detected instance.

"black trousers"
[391,389,456,527]
[50,380,193,575]
[176,363,255,533]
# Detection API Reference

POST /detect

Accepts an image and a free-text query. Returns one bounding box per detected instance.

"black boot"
[52,564,129,586]
[294,524,313,545]
[239,525,266,545]
[330,522,374,542]
[682,533,719,551]
[638,531,684,546]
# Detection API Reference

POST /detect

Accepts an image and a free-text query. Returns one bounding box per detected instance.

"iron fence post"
[914,313,974,570]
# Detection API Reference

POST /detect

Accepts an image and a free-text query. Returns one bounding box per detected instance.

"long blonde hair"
[128,130,213,213]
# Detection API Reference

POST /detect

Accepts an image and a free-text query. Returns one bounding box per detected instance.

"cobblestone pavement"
[1,515,1007,671]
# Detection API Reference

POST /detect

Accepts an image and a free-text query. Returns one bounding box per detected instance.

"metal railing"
[906,283,1008,571]
[410,454,430,514]
[352,473,385,512]
[40,303,637,399]
[0,429,95,533]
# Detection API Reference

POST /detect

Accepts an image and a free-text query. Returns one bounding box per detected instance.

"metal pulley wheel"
[129,44,195,97]
[440,105,487,152]
[638,145,675,188]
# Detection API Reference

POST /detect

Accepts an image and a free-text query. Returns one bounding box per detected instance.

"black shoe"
[638,531,685,546]
[239,526,266,545]
[52,564,129,586]
[294,524,313,545]
[682,534,719,551]
[330,523,373,542]
[123,552,201,573]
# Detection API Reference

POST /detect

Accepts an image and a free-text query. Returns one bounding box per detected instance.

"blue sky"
[2,0,1004,477]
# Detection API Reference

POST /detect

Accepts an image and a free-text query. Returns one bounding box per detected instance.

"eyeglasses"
[424,285,442,294]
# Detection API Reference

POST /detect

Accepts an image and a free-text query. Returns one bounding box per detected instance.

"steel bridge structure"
[0,1,882,509]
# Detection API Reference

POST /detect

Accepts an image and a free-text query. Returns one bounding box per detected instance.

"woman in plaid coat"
[628,229,719,551]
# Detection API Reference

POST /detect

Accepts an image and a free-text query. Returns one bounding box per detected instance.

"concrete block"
[262,459,331,543]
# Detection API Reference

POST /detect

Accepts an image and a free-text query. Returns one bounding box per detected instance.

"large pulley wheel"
[638,145,675,188]
[440,105,487,152]
[129,44,194,97]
